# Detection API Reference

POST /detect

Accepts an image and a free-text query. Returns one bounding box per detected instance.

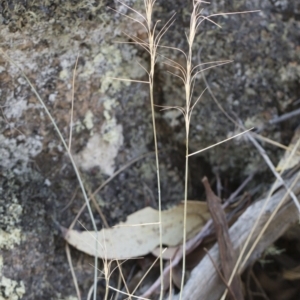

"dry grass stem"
[188,128,254,157]
[68,53,79,151]
[65,243,81,300]
[114,272,122,300]
[245,129,300,212]
[113,1,177,298]
[175,2,256,296]
[115,260,130,299]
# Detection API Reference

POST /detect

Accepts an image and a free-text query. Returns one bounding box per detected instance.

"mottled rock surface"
[0,0,299,298]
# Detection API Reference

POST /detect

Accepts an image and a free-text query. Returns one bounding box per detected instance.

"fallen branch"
[172,164,300,300]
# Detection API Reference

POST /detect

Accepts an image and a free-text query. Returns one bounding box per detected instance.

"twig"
[204,248,236,300]
[226,172,255,204]
[244,126,300,213]
[257,107,300,132]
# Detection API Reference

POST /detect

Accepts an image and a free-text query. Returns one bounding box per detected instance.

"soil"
[1,0,300,299]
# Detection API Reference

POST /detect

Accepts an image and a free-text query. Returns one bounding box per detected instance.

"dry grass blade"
[65,243,81,300]
[68,53,79,151]
[244,128,300,213]
[188,128,253,157]
[253,133,300,156]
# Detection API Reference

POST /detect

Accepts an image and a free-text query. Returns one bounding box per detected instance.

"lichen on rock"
[0,172,22,249]
[0,174,25,300]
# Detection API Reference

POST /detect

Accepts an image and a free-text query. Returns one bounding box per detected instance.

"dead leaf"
[62,201,210,259]
[202,177,244,300]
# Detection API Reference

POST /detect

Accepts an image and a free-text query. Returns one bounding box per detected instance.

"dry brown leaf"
[62,201,210,259]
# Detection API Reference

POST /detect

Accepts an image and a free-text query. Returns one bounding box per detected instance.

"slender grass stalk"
[68,53,79,151]
[157,2,220,296]
[114,1,175,298]
[144,2,177,297]
[172,3,258,297]
[66,243,81,300]
[145,1,165,297]
[180,2,202,296]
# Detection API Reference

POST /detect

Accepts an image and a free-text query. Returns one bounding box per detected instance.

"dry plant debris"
[62,201,210,260]
[276,126,300,172]
[174,127,300,300]
[202,176,244,300]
